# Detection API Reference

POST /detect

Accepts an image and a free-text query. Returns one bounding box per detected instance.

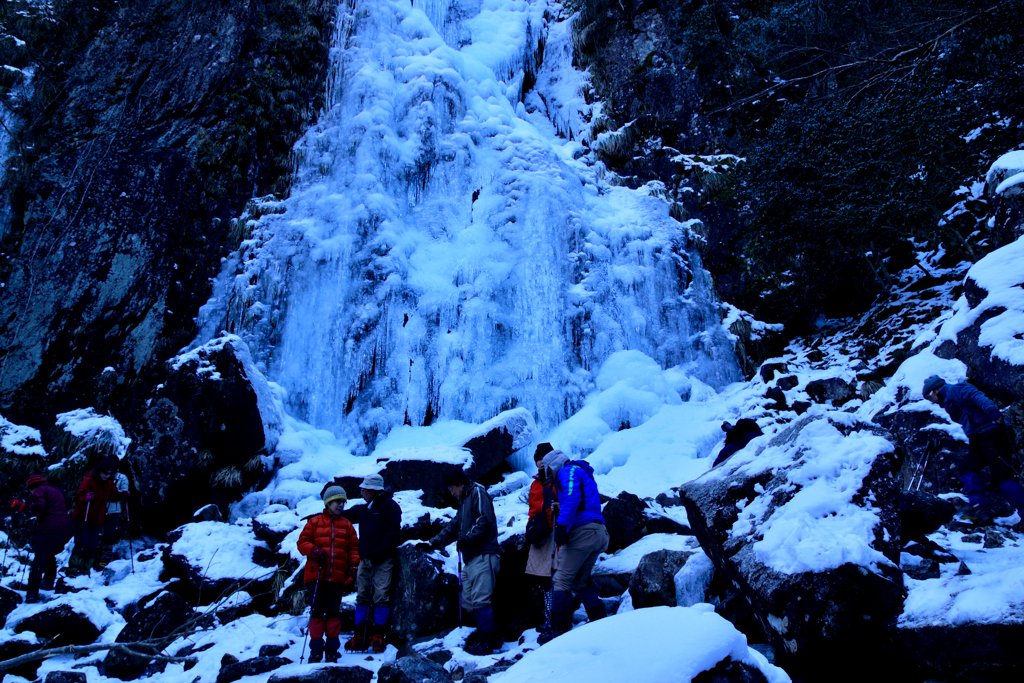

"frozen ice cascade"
[197,0,740,453]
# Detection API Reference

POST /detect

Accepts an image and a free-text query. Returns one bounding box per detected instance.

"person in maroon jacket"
[9,474,73,602]
[67,455,121,576]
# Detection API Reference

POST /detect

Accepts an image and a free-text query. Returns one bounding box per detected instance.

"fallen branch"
[0,641,197,673]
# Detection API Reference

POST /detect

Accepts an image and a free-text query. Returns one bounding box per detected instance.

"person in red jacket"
[297,485,360,663]
[68,455,121,577]
[9,474,73,602]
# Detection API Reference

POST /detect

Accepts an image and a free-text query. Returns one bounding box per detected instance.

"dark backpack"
[525,481,554,544]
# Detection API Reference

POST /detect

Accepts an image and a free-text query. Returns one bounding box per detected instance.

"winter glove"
[554,524,569,547]
[348,566,358,583]
[310,547,329,563]
[8,498,26,512]
[83,492,95,501]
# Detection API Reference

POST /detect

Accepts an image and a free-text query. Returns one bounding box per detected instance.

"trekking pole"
[125,501,135,574]
[913,451,932,491]
[299,560,323,664]
[457,548,463,627]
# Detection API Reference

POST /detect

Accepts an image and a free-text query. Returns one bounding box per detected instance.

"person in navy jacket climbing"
[923,375,1024,524]
[538,449,609,643]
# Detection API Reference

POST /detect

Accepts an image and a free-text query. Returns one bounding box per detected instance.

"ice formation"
[197,0,739,452]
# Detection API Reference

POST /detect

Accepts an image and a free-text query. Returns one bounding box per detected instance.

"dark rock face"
[628,549,694,608]
[602,492,648,552]
[259,644,290,658]
[899,621,1024,681]
[950,295,1024,406]
[462,661,514,683]
[804,378,855,406]
[0,584,22,625]
[377,656,453,683]
[129,337,280,530]
[12,603,102,646]
[390,546,459,641]
[268,667,374,683]
[0,0,337,425]
[692,658,769,683]
[897,490,955,542]
[217,656,292,683]
[0,636,43,680]
[776,375,799,391]
[194,504,225,523]
[103,591,196,680]
[679,415,904,678]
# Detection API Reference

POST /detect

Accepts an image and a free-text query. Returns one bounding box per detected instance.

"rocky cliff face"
[0,0,337,426]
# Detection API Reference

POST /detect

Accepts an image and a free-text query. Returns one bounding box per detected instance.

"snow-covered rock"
[164,521,278,605]
[102,591,196,680]
[680,414,903,676]
[7,593,116,646]
[939,234,1024,402]
[493,604,789,683]
[390,546,460,641]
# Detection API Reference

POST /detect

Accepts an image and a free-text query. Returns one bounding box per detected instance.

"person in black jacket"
[343,473,402,653]
[713,419,764,467]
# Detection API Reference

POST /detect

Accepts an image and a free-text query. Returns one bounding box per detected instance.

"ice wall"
[198,0,739,452]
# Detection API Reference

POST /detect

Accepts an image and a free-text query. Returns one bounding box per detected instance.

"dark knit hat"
[534,442,554,460]
[25,474,47,488]
[96,455,119,475]
[922,375,946,397]
[443,469,470,487]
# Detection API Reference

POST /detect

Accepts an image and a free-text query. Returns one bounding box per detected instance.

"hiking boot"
[368,634,387,653]
[463,638,494,656]
[963,504,994,526]
[324,649,339,663]
[25,593,44,604]
[41,580,55,591]
[344,634,367,652]
[308,649,324,664]
[537,629,563,645]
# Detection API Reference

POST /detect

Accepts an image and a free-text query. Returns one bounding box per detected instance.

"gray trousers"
[461,553,500,612]
[355,556,395,606]
[552,522,609,593]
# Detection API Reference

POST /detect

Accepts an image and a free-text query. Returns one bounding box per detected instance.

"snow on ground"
[492,605,791,683]
[900,527,1024,627]
[0,413,46,457]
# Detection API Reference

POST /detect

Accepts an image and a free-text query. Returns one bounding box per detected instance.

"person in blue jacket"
[923,375,1024,523]
[537,449,609,643]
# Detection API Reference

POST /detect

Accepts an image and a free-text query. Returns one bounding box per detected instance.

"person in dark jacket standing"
[421,469,501,655]
[9,474,73,602]
[538,449,609,643]
[924,375,1024,523]
[68,455,120,576]
[342,473,402,653]
[297,485,360,663]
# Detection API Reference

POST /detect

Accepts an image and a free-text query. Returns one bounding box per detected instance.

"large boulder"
[129,336,283,531]
[805,377,856,406]
[0,585,22,626]
[939,233,1024,405]
[217,656,292,683]
[390,546,459,640]
[377,656,453,683]
[164,521,278,605]
[9,595,112,646]
[103,591,196,680]
[332,409,536,507]
[679,414,904,678]
[898,622,1024,681]
[897,490,955,542]
[872,407,967,494]
[986,150,1024,246]
[628,549,695,608]
[602,492,648,552]
[269,667,374,683]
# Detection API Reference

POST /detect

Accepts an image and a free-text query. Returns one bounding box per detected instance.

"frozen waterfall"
[197,0,740,453]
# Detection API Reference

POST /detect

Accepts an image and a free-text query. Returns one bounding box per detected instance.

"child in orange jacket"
[297,485,359,663]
